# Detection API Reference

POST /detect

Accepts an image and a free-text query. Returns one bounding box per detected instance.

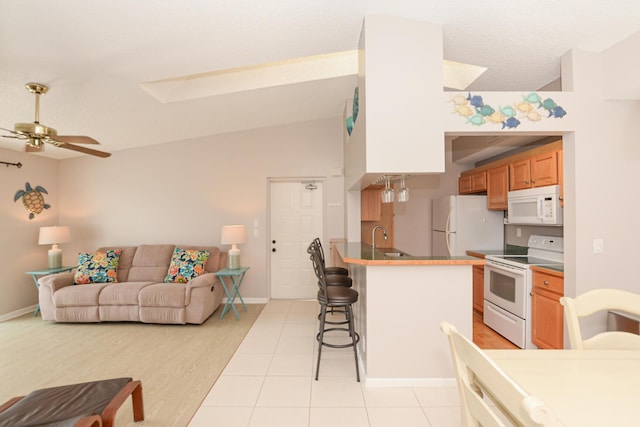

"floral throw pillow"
[164,247,210,283]
[73,249,122,285]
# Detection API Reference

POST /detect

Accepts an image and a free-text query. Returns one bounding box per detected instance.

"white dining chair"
[560,288,640,350]
[440,322,558,427]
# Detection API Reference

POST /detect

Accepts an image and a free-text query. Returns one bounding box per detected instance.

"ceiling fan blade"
[49,141,111,158]
[0,127,28,139]
[55,135,100,145]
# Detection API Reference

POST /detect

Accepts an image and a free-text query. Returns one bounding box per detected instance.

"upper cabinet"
[510,151,559,190]
[487,165,509,210]
[459,170,487,194]
[458,139,563,210]
[361,187,382,221]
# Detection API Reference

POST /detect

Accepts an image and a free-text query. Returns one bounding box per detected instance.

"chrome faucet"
[371,225,388,248]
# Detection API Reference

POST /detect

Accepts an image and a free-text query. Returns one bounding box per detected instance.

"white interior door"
[269,180,323,299]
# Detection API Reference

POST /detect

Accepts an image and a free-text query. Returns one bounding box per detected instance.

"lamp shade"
[220,225,247,245]
[38,226,71,245]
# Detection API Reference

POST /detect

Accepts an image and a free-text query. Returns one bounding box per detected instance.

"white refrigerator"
[432,195,504,256]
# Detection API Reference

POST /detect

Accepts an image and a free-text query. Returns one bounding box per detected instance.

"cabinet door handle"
[544,280,550,286]
[532,178,536,183]
[525,180,530,184]
[530,292,534,296]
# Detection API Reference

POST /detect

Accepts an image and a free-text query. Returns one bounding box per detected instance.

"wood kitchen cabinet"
[531,267,564,349]
[473,265,484,314]
[361,187,382,221]
[509,151,559,190]
[459,170,487,194]
[486,165,509,210]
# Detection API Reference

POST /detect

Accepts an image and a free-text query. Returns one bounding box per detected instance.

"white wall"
[562,46,640,305]
[393,139,470,255]
[0,149,60,317]
[56,117,345,301]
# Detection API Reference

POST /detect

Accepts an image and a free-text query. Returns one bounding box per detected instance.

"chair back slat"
[441,322,558,427]
[307,241,327,298]
[560,288,640,350]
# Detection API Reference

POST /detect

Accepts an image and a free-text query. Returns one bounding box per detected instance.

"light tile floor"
[188,300,461,427]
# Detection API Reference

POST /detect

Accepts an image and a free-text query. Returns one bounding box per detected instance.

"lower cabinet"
[473,265,484,314]
[531,267,564,349]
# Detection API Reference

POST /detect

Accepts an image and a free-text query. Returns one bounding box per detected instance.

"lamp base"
[228,245,241,269]
[48,244,62,269]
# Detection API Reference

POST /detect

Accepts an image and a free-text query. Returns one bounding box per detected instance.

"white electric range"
[484,235,564,349]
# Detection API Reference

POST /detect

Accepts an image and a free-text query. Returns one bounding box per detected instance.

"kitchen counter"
[338,242,483,266]
[531,264,564,274]
[466,249,503,259]
[336,241,474,384]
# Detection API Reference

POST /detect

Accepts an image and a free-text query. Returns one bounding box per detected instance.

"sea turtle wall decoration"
[14,182,50,219]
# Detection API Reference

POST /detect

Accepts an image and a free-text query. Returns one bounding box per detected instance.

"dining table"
[486,349,640,426]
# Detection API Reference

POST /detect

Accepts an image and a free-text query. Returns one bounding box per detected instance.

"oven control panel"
[528,235,563,252]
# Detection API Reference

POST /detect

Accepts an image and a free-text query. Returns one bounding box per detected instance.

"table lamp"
[39,226,71,269]
[220,225,247,269]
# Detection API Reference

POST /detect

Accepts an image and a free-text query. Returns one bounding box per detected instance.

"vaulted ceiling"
[1,0,638,159]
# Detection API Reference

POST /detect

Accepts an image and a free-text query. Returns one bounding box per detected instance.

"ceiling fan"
[0,83,111,158]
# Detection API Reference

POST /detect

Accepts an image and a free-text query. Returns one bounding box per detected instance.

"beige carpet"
[0,304,264,427]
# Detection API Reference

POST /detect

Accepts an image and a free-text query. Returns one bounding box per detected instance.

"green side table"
[25,266,75,316]
[214,267,249,320]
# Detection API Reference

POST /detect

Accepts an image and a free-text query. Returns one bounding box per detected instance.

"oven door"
[484,260,527,319]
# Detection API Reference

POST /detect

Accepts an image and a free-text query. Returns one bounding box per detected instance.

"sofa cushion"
[54,283,111,307]
[164,247,210,283]
[97,246,137,283]
[128,245,175,282]
[98,282,155,305]
[73,249,122,285]
[138,283,186,308]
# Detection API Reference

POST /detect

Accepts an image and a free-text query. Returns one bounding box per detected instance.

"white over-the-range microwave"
[507,185,563,225]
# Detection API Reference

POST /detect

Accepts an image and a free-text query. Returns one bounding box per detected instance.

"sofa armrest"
[187,272,216,289]
[38,271,75,321]
[185,272,217,303]
[38,271,75,293]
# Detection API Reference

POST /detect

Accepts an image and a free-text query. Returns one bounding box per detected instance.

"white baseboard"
[222,298,269,304]
[0,305,37,322]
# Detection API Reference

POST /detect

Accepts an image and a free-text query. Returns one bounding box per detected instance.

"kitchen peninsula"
[336,242,483,385]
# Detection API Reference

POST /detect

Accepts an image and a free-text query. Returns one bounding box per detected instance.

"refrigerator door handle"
[445,210,453,256]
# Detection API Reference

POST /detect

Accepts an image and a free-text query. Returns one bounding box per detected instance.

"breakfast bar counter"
[339,242,484,266]
[335,242,476,385]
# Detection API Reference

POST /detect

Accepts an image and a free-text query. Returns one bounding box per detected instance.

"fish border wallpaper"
[450,92,567,129]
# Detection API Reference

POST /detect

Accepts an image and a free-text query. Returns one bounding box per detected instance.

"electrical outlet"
[593,238,604,254]
[516,228,522,238]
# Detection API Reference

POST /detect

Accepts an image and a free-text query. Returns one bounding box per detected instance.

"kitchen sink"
[384,252,406,257]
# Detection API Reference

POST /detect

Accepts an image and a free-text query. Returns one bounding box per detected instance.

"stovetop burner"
[486,235,564,268]
[495,255,560,265]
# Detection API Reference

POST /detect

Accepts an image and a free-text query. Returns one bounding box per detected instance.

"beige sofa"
[38,244,227,324]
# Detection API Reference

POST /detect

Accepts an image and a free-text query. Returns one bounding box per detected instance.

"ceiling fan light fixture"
[26,137,45,152]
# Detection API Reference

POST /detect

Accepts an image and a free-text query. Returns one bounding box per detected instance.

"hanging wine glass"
[397,175,409,202]
[381,176,394,203]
